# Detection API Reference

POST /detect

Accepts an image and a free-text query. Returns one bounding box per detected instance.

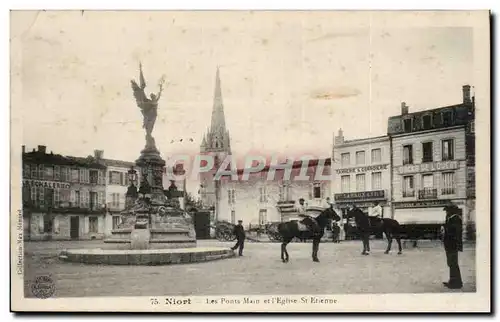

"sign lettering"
[23,179,71,190]
[397,160,459,175]
[335,164,388,175]
[393,200,449,209]
[334,190,385,202]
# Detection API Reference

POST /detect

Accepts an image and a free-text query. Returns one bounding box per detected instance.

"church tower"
[199,67,231,212]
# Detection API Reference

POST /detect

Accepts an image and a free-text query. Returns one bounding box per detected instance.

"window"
[38,165,44,179]
[259,187,268,203]
[341,175,350,193]
[54,165,60,180]
[313,183,322,198]
[71,169,79,183]
[90,170,99,184]
[402,176,414,197]
[112,216,121,229]
[341,153,350,167]
[109,171,123,185]
[79,169,89,183]
[111,193,120,208]
[259,209,268,225]
[355,174,366,192]
[422,114,432,129]
[355,151,365,165]
[422,142,433,163]
[442,111,452,126]
[75,190,81,207]
[43,214,53,233]
[44,166,54,180]
[403,118,412,132]
[30,186,37,203]
[403,145,413,165]
[442,139,454,161]
[470,120,475,133]
[23,164,30,178]
[61,167,69,182]
[442,172,455,195]
[228,189,235,205]
[90,192,98,210]
[29,164,37,178]
[53,188,60,205]
[371,148,382,164]
[89,216,98,233]
[231,210,235,224]
[422,174,434,189]
[371,172,382,190]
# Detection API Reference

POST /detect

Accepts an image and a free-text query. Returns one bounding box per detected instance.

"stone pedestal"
[130,229,150,250]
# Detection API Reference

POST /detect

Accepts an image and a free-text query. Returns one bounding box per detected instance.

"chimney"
[462,84,471,104]
[334,129,344,145]
[37,145,46,154]
[401,102,409,115]
[94,149,104,160]
[22,145,25,154]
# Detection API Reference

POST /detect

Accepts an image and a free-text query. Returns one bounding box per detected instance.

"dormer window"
[422,114,432,130]
[403,118,412,132]
[442,111,453,127]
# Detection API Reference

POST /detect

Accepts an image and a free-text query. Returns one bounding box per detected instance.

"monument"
[59,64,234,265]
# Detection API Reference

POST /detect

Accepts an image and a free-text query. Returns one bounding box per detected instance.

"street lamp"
[128,166,138,187]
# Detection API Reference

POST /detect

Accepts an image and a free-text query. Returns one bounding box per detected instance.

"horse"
[346,207,403,255]
[278,207,341,263]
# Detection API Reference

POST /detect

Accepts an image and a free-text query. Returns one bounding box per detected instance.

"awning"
[394,207,446,225]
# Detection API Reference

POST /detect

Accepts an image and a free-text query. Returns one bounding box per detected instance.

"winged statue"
[130,63,166,148]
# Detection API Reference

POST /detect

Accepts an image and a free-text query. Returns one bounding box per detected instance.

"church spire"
[210,66,226,133]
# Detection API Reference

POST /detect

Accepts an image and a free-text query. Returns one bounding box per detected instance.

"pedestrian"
[231,220,246,256]
[442,204,464,289]
[332,221,340,243]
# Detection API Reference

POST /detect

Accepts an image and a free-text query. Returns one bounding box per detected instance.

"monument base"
[59,247,235,265]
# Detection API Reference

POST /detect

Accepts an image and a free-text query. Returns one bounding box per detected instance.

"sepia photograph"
[9,9,491,312]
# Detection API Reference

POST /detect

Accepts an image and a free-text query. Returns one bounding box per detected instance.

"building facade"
[98,151,137,237]
[22,145,107,240]
[217,159,332,229]
[331,130,392,218]
[387,85,474,237]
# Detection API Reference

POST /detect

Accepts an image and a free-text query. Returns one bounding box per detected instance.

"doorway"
[70,216,79,239]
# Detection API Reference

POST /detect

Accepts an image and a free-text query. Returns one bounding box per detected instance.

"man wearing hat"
[231,219,246,256]
[442,203,464,289]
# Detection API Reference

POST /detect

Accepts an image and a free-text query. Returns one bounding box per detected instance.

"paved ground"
[23,239,476,298]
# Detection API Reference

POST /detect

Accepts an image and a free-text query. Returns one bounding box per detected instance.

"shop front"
[333,190,387,240]
[392,199,465,240]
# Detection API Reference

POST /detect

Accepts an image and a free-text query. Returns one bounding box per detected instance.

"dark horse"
[346,207,403,255]
[278,207,341,263]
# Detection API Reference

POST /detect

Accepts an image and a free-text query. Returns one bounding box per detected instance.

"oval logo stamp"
[30,275,55,299]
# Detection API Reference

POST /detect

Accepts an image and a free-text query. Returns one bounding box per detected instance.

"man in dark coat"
[231,220,246,256]
[442,204,464,289]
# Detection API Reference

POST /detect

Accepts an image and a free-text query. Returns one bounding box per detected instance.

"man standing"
[442,204,464,289]
[231,220,246,256]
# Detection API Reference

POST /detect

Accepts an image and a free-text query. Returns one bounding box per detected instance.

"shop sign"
[397,160,459,175]
[336,164,388,175]
[334,190,385,202]
[393,199,450,209]
[23,179,70,190]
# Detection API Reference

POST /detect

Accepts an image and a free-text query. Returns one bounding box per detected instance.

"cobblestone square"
[23,239,476,298]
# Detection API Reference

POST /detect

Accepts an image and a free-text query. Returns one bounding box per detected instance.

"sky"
[12,11,474,193]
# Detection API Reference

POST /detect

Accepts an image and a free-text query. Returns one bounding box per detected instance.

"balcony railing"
[402,190,415,198]
[23,200,106,213]
[418,188,438,199]
[441,188,455,195]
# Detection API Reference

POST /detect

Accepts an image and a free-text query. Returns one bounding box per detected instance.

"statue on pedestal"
[130,63,166,150]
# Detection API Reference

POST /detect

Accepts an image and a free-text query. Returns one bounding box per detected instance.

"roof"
[23,151,106,169]
[101,158,135,168]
